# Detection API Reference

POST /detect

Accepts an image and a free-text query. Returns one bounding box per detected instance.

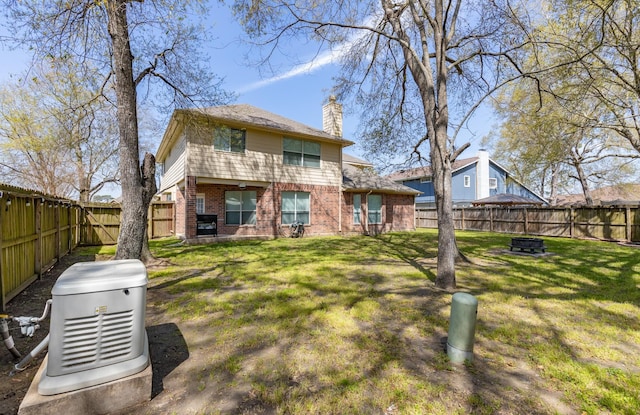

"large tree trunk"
[431,125,457,290]
[106,0,150,260]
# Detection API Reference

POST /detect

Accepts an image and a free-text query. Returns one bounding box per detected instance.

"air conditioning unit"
[38,259,149,395]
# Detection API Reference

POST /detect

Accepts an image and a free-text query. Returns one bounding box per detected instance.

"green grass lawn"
[120,229,639,414]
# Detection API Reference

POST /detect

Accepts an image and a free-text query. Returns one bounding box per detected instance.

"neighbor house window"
[225,191,256,225]
[214,126,246,153]
[489,178,498,189]
[196,193,205,214]
[367,194,382,224]
[281,191,310,224]
[464,175,471,187]
[283,138,321,168]
[420,176,432,183]
[353,194,361,224]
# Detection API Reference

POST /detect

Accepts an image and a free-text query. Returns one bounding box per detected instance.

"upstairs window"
[464,175,471,188]
[489,178,498,189]
[214,126,245,153]
[283,138,321,168]
[420,176,432,183]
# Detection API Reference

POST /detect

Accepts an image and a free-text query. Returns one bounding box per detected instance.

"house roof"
[343,153,374,168]
[342,164,422,195]
[555,183,640,206]
[472,193,545,206]
[384,157,478,181]
[157,104,355,162]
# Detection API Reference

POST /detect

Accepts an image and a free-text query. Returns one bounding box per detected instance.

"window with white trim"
[353,194,361,224]
[283,138,321,168]
[420,176,432,183]
[214,126,245,153]
[196,193,205,214]
[281,192,310,224]
[489,178,498,189]
[464,175,471,187]
[225,191,256,225]
[368,194,382,224]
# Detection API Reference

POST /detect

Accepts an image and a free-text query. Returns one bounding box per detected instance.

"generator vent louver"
[61,310,134,369]
[38,260,150,396]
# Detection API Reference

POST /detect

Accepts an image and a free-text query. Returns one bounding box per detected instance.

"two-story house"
[386,150,546,208]
[155,99,420,241]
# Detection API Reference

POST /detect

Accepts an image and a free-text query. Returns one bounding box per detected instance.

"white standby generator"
[38,259,149,395]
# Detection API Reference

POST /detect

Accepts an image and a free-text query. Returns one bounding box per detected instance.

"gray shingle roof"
[472,194,544,206]
[343,164,421,195]
[385,157,478,181]
[185,105,354,146]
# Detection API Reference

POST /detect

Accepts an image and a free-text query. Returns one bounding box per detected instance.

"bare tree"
[535,0,640,154]
[3,0,230,261]
[234,0,535,289]
[0,61,120,200]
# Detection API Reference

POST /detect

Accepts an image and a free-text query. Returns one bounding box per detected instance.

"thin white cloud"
[237,47,345,94]
[236,13,381,94]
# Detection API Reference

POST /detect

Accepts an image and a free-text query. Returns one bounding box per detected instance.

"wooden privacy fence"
[416,206,640,242]
[0,183,175,310]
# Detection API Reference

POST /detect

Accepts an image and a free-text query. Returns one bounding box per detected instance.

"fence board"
[417,205,640,243]
[0,182,176,310]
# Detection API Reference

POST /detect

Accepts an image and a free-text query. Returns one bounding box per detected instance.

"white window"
[281,192,310,224]
[464,175,471,188]
[196,193,205,214]
[225,191,256,225]
[353,194,361,224]
[367,194,382,224]
[420,176,432,183]
[489,178,498,189]
[214,126,245,153]
[283,138,321,168]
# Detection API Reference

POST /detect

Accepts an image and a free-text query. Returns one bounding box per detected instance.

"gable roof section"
[385,157,479,181]
[343,153,374,168]
[157,105,354,162]
[472,193,544,206]
[343,164,421,195]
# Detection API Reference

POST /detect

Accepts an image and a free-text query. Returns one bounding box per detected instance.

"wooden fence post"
[524,207,528,235]
[626,206,632,243]
[570,207,575,239]
[35,198,42,278]
[55,203,61,263]
[489,207,494,232]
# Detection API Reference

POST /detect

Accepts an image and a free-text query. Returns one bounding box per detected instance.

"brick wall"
[341,192,416,235]
[178,179,415,239]
[185,176,197,238]
[191,181,341,237]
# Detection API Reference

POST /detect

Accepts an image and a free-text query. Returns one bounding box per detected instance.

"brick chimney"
[322,95,343,137]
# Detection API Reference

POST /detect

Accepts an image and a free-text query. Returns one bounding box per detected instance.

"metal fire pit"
[509,237,546,253]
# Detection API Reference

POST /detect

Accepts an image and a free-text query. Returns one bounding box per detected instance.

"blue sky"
[0,3,492,195]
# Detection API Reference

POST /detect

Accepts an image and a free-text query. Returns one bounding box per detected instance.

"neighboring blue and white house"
[386,150,547,208]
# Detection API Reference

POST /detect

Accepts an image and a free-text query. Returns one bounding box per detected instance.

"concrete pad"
[18,354,152,415]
